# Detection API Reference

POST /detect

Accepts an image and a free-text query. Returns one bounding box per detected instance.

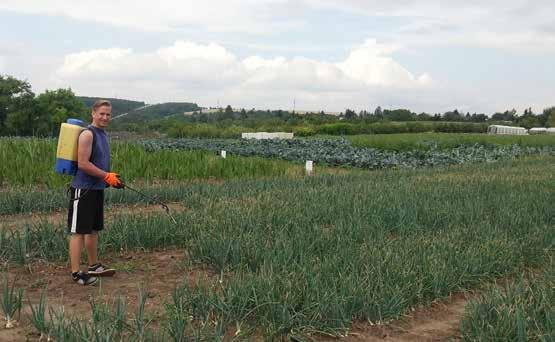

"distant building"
[487,125,528,135]
[529,127,547,134]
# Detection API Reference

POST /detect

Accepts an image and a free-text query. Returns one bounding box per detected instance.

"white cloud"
[305,0,555,53]
[3,1,552,112]
[2,0,553,52]
[242,56,358,92]
[57,42,245,88]
[336,39,431,87]
[157,41,236,65]
[0,0,301,33]
[58,48,133,77]
[52,39,432,111]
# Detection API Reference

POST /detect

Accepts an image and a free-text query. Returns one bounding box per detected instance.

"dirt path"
[0,248,216,341]
[317,292,470,342]
[392,295,466,341]
[0,202,188,230]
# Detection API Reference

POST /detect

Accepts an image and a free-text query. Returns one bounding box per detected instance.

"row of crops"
[345,132,555,151]
[1,157,553,339]
[2,135,553,188]
[143,137,555,169]
[461,256,554,341]
[0,137,305,188]
[3,259,551,340]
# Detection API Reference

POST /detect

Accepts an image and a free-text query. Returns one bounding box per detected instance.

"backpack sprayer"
[55,118,177,224]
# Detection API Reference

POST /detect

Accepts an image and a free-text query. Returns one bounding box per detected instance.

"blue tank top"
[71,125,111,190]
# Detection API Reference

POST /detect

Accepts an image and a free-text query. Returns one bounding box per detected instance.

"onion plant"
[1,274,23,329]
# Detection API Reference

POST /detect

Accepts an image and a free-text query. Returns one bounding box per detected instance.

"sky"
[0,0,553,114]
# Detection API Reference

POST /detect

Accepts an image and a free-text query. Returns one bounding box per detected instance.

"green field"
[5,135,553,189]
[1,155,553,340]
[345,133,555,151]
[0,137,305,188]
[165,120,491,139]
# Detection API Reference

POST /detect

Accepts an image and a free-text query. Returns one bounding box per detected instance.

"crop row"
[166,120,490,139]
[345,132,555,151]
[2,157,553,338]
[461,257,554,341]
[0,279,222,341]
[143,138,555,169]
[0,137,303,188]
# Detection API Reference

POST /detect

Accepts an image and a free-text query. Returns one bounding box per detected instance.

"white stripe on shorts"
[71,188,80,233]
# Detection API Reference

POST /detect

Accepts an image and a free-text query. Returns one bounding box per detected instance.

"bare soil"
[0,249,216,341]
[325,293,469,341]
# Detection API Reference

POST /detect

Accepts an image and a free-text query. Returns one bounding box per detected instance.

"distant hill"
[78,96,145,115]
[78,97,200,122]
[118,102,200,122]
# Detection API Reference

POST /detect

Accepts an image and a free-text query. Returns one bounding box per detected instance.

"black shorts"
[67,187,104,234]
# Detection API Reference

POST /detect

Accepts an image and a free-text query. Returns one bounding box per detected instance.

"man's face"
[92,105,112,128]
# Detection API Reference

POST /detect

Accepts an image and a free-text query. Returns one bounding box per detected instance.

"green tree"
[516,107,543,128]
[0,75,35,135]
[224,105,233,117]
[384,108,415,121]
[544,107,555,127]
[5,95,37,135]
[373,106,383,117]
[443,109,463,121]
[417,112,432,121]
[35,88,88,135]
[344,109,357,120]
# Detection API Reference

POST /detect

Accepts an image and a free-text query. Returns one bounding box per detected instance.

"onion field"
[0,135,553,341]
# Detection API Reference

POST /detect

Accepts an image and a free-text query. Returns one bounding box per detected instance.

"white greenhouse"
[242,132,295,140]
[529,127,547,134]
[487,125,528,135]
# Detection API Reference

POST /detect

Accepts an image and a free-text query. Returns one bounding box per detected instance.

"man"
[67,99,123,285]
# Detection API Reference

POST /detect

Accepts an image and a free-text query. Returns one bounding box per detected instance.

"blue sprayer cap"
[67,118,84,126]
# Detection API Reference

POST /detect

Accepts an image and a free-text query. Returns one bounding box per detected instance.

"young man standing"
[67,100,123,285]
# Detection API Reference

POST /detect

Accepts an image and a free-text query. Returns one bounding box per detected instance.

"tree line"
[181,104,554,130]
[1,74,554,137]
[0,75,88,136]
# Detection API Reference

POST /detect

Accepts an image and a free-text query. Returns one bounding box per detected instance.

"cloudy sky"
[1,0,553,113]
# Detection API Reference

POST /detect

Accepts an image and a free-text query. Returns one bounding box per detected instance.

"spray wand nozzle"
[119,178,178,225]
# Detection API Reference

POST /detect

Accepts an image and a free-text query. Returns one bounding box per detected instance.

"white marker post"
[305,160,313,176]
[221,150,227,158]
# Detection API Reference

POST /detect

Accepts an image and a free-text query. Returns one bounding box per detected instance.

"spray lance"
[118,179,178,225]
[55,118,178,224]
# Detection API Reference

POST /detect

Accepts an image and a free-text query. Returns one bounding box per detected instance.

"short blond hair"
[92,99,112,112]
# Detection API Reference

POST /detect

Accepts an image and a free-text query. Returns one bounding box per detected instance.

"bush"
[313,121,488,136]
[167,124,246,139]
[433,122,488,133]
[293,126,316,137]
[316,123,360,135]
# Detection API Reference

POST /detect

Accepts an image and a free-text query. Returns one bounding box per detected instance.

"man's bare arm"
[77,130,107,179]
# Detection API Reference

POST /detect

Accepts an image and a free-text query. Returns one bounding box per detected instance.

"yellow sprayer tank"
[55,118,85,175]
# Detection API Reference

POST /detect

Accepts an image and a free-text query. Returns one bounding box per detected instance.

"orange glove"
[104,172,124,189]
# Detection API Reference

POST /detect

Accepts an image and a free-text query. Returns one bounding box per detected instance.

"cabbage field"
[142,137,555,169]
[0,135,553,341]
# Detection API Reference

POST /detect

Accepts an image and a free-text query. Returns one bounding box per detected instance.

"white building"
[529,127,547,134]
[487,125,528,135]
[241,132,294,140]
